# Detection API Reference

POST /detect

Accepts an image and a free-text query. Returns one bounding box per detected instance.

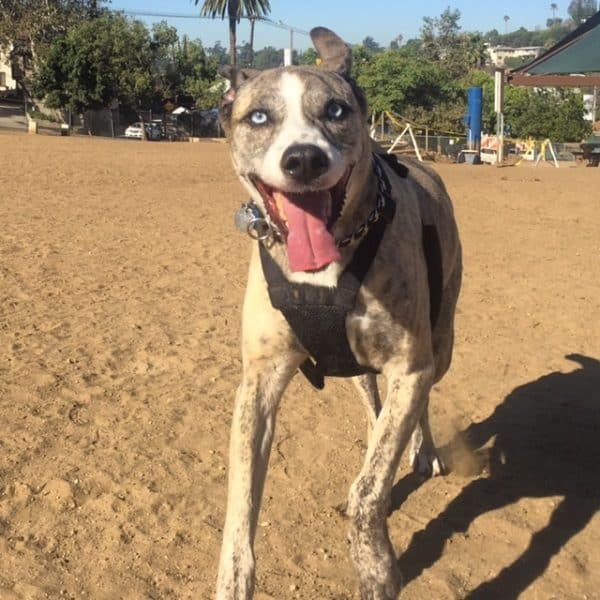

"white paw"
[410,447,445,477]
[409,430,445,477]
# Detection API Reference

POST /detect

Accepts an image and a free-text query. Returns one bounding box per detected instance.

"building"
[0,45,17,92]
[487,45,545,68]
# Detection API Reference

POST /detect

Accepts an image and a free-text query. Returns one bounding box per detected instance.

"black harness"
[259,153,441,390]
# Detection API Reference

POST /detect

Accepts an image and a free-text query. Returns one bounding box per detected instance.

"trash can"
[60,123,70,136]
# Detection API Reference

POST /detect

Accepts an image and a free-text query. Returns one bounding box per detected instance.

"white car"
[124,122,161,140]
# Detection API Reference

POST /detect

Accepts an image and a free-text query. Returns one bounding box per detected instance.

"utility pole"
[494,69,505,164]
[265,19,309,66]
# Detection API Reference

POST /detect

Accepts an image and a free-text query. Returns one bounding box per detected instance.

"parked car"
[124,122,161,140]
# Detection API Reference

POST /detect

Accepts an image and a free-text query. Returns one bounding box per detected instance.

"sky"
[108,0,571,51]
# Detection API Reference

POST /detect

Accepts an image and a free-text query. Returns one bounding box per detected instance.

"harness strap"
[260,192,394,389]
[259,153,442,390]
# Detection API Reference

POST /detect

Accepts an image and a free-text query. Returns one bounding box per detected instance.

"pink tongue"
[275,190,340,272]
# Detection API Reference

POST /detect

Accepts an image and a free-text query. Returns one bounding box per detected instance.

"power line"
[115,9,204,19]
[112,9,310,36]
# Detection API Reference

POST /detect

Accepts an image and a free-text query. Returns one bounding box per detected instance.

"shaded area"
[394,354,600,597]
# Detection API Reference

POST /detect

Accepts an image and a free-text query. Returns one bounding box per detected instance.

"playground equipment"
[369,111,468,162]
[371,111,423,161]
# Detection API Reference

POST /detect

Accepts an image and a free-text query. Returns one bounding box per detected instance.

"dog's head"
[220,28,371,273]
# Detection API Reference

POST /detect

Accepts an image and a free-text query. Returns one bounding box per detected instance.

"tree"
[568,0,598,24]
[252,45,282,69]
[297,47,318,66]
[0,0,107,51]
[34,13,158,113]
[34,13,222,113]
[195,0,271,66]
[421,8,462,62]
[389,35,403,50]
[503,14,510,35]
[206,41,229,66]
[361,36,383,54]
[162,33,221,107]
[420,9,486,75]
[355,49,463,131]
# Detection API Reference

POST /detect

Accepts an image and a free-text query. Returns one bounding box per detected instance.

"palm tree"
[503,14,510,35]
[550,2,558,25]
[195,0,271,66]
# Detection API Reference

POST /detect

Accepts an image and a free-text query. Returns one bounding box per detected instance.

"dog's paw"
[410,448,445,478]
[408,428,445,478]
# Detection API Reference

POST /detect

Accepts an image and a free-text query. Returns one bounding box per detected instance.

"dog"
[216,27,462,599]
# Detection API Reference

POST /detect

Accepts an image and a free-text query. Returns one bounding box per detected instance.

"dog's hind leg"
[408,266,461,478]
[408,399,445,477]
[347,361,435,599]
[353,374,382,440]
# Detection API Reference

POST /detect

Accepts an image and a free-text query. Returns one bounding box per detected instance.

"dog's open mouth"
[252,168,351,272]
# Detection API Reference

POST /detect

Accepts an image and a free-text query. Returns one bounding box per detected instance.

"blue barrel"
[465,87,483,152]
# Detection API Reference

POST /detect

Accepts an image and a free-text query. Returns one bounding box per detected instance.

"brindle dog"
[216,27,462,600]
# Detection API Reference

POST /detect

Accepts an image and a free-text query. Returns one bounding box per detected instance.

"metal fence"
[60,108,224,140]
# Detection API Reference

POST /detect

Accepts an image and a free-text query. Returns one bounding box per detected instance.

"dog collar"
[233,154,396,248]
[336,155,393,248]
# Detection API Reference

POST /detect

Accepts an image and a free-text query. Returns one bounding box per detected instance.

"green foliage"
[355,49,464,131]
[419,8,488,75]
[27,108,58,122]
[297,47,319,66]
[237,41,282,68]
[33,13,220,112]
[25,4,594,142]
[568,0,598,25]
[206,41,229,66]
[0,0,107,54]
[170,35,221,107]
[484,23,574,48]
[195,0,271,66]
[462,70,591,141]
[197,0,270,20]
[353,7,593,142]
[252,46,282,69]
[504,87,591,141]
[361,36,383,54]
[33,14,154,112]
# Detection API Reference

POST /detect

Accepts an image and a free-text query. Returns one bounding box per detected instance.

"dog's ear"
[310,27,352,76]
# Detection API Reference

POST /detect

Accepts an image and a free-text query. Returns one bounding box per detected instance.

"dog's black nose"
[281,144,329,183]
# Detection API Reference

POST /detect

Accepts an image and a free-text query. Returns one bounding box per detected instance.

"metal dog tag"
[234,202,272,240]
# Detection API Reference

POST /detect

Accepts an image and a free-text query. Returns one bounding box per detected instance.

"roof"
[509,10,600,86]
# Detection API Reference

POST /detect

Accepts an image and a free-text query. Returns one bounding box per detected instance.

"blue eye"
[327,101,347,120]
[249,110,268,125]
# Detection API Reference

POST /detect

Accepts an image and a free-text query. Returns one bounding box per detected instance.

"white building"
[487,45,545,68]
[0,45,17,91]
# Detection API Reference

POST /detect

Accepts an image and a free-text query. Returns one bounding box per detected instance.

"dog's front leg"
[347,362,434,599]
[216,357,299,599]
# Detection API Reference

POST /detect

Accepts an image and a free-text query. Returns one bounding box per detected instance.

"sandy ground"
[0,132,599,600]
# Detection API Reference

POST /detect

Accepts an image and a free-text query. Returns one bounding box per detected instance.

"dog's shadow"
[392,353,600,598]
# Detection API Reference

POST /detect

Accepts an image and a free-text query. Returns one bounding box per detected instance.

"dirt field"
[0,132,598,600]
